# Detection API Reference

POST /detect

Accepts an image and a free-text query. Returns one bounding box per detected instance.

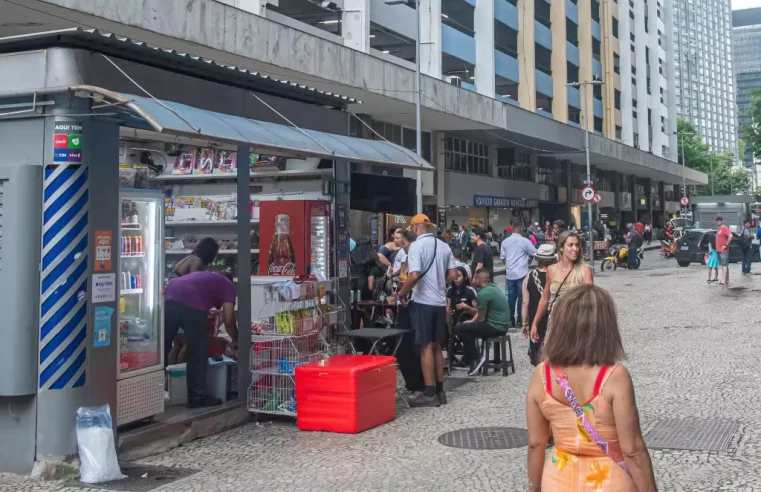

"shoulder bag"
[406,237,437,303]
[552,366,629,474]
[547,266,574,313]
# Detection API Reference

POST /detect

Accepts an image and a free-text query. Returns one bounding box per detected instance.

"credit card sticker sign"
[53,122,83,163]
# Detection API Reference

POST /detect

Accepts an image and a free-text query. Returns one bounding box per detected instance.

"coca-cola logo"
[269,262,296,276]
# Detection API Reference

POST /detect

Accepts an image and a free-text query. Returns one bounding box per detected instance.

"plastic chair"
[480,335,515,376]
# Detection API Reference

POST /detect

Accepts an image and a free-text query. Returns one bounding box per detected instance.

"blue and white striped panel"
[39,164,89,390]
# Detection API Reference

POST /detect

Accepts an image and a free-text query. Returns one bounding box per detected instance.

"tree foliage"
[677,118,749,196]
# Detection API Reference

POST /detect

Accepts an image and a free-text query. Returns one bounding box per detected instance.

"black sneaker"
[437,391,448,405]
[187,396,223,409]
[468,354,487,376]
[408,393,441,407]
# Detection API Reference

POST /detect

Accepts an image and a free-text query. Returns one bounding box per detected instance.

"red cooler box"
[296,355,397,433]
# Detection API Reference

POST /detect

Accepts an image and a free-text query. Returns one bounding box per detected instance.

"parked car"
[674,229,758,267]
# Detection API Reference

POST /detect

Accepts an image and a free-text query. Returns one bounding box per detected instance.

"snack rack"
[248,278,346,416]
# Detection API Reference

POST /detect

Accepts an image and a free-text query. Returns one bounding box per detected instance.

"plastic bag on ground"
[75,404,126,484]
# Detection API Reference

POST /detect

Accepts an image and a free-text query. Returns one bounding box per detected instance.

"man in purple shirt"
[165,271,238,408]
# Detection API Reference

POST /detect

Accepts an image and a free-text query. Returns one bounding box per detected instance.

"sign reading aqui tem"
[53,121,83,163]
[472,195,539,209]
[94,230,112,272]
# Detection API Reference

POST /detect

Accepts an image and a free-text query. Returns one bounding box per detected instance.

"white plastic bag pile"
[75,404,126,484]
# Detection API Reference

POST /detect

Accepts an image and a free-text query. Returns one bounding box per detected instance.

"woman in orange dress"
[525,285,657,491]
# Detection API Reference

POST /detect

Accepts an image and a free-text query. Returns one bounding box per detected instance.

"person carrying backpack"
[625,225,643,270]
[740,219,753,275]
[644,222,653,245]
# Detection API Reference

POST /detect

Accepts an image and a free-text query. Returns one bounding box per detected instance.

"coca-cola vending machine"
[259,200,331,278]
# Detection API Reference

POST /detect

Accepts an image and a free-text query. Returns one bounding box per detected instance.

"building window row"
[445,136,489,175]
[497,148,533,181]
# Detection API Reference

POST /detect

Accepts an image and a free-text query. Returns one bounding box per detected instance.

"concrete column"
[646,178,653,224]
[222,0,268,16]
[634,0,649,151]
[612,171,622,227]
[647,0,664,157]
[577,0,594,132]
[629,174,637,221]
[435,132,447,208]
[342,0,370,52]
[664,0,678,159]
[489,144,499,178]
[551,0,568,121]
[600,0,617,138]
[420,0,442,77]
[618,0,633,146]
[474,0,496,97]
[517,0,536,110]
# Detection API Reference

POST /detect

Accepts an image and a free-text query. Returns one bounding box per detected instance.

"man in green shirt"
[454,268,511,375]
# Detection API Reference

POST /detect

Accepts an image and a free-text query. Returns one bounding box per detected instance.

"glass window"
[445,136,489,176]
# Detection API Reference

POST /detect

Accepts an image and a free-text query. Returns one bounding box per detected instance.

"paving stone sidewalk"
[3,252,761,491]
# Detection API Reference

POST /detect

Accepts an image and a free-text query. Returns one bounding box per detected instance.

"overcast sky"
[733,0,761,10]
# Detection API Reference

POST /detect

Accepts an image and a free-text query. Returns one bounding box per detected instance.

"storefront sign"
[93,305,114,348]
[94,230,112,272]
[336,204,350,284]
[472,195,539,209]
[92,273,116,303]
[53,121,83,163]
[370,214,378,245]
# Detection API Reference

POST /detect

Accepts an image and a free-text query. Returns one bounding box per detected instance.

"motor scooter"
[660,239,677,259]
[600,245,644,271]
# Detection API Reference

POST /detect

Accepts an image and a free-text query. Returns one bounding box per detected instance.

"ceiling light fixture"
[319,19,341,24]
[382,50,391,54]
[441,13,449,18]
[370,34,376,38]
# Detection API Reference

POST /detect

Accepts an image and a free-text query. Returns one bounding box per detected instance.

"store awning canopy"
[86,87,432,171]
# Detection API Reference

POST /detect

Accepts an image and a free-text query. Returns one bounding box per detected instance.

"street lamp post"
[386,0,422,214]
[567,79,603,268]
[679,132,686,196]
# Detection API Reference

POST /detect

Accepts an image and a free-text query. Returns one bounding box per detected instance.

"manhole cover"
[66,465,199,491]
[438,427,528,450]
[645,419,738,451]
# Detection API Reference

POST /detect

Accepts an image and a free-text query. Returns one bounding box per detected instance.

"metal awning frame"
[0,85,433,171]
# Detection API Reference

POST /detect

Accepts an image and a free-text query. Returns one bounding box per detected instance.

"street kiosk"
[0,37,431,474]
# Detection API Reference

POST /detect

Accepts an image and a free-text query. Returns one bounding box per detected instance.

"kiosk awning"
[82,87,432,171]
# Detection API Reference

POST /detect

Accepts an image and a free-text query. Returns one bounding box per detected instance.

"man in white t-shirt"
[398,214,457,407]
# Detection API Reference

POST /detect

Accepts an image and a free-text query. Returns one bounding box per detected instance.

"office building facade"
[352,0,676,159]
[672,0,736,156]
[733,8,761,169]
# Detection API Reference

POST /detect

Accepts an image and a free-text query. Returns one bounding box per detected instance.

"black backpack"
[738,232,750,250]
[657,228,666,241]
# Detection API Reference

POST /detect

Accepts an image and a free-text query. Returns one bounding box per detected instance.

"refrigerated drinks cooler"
[259,200,331,278]
[116,190,165,426]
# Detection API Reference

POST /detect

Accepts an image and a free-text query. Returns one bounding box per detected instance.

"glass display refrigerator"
[116,190,165,426]
[257,200,331,278]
